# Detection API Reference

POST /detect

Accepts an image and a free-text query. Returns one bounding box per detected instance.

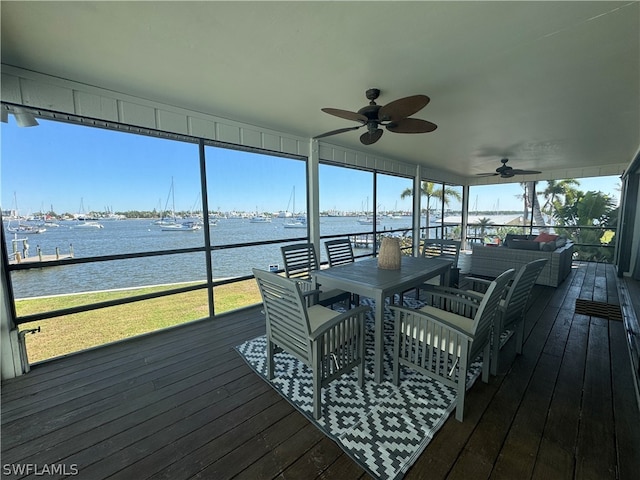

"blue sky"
[468,177,621,213]
[1,117,621,215]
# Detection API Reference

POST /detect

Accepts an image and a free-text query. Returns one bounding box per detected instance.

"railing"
[320,225,414,259]
[6,232,316,324]
[6,218,618,365]
[7,224,414,326]
[9,220,617,326]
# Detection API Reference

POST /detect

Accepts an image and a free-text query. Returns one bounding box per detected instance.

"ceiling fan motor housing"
[365,88,381,101]
[358,104,382,121]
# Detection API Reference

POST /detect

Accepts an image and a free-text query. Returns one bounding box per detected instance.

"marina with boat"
[2,215,416,298]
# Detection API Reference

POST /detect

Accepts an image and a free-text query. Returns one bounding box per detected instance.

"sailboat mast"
[171,176,176,220]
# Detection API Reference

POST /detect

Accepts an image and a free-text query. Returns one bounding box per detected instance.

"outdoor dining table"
[313,255,453,383]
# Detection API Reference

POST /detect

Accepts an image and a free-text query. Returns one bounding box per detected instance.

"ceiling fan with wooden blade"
[476,158,541,179]
[314,88,437,145]
[314,125,362,139]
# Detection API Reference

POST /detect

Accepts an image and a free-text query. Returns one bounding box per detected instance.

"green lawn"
[17,279,262,364]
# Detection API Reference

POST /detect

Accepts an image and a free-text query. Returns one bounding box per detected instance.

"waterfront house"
[1,2,639,479]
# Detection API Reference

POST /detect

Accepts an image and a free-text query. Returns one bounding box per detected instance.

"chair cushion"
[401,305,471,356]
[307,304,342,332]
[419,305,475,334]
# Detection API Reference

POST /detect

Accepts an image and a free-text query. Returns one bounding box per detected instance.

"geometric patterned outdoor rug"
[235,297,483,480]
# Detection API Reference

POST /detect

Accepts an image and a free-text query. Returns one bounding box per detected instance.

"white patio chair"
[253,268,369,420]
[390,268,514,421]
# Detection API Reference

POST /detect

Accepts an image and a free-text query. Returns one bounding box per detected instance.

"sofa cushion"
[509,238,540,250]
[504,234,532,248]
[505,233,568,251]
[540,241,557,251]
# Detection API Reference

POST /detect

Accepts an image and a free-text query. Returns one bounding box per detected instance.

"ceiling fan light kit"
[315,88,437,145]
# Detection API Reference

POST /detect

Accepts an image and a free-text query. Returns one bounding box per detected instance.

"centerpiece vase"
[378,237,402,270]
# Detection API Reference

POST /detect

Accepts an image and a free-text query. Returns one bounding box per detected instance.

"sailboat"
[250,204,272,223]
[156,178,203,231]
[250,214,272,223]
[153,177,179,227]
[356,197,381,225]
[5,193,47,234]
[6,222,46,234]
[357,217,380,225]
[283,187,306,229]
[161,221,202,232]
[75,198,104,228]
[154,178,180,227]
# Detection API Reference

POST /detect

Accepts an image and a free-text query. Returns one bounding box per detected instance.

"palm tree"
[518,181,547,231]
[477,217,493,238]
[554,190,616,261]
[400,181,461,238]
[541,179,580,216]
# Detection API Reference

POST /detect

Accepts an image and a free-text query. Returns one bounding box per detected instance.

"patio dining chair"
[390,268,514,421]
[456,258,547,375]
[421,239,461,285]
[404,239,461,301]
[325,238,360,306]
[253,268,369,420]
[324,238,355,267]
[281,242,351,308]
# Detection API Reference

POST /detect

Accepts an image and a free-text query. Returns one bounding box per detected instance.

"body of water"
[4,216,415,298]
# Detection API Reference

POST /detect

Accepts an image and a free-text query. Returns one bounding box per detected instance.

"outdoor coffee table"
[313,256,452,383]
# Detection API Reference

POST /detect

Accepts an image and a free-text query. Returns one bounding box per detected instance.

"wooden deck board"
[2,262,639,480]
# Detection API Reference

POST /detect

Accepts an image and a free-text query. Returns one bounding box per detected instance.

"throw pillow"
[534,232,558,243]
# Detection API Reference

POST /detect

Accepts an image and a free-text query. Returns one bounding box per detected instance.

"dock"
[350,234,375,248]
[9,253,74,265]
[8,239,74,265]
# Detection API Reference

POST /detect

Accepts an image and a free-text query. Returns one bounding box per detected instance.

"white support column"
[412,166,422,256]
[461,184,470,250]
[308,139,321,257]
[1,250,26,379]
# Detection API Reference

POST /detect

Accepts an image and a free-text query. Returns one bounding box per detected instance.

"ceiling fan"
[476,158,541,179]
[314,88,437,145]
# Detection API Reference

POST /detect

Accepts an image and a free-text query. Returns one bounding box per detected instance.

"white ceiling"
[1,1,638,183]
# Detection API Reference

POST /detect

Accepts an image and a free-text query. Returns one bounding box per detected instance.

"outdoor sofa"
[470,233,574,287]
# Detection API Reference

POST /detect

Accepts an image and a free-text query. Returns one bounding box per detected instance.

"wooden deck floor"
[2,262,639,479]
